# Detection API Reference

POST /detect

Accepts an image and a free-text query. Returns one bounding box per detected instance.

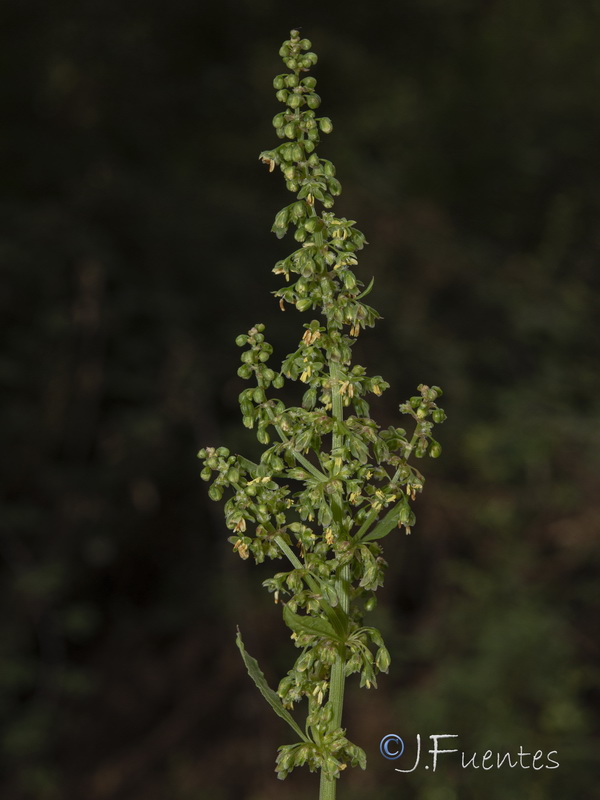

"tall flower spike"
[198,29,445,800]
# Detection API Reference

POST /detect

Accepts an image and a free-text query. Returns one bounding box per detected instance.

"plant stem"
[319,561,349,800]
[318,354,349,800]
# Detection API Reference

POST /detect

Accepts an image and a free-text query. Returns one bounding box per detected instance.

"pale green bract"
[198,29,445,800]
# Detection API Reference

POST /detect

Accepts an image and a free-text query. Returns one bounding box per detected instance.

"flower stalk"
[198,29,445,800]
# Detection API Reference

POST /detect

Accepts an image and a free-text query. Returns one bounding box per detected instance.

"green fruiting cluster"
[198,30,445,797]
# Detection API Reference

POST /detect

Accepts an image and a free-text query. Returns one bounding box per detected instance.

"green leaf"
[238,456,260,477]
[236,629,310,742]
[356,276,375,300]
[283,604,340,640]
[360,502,402,542]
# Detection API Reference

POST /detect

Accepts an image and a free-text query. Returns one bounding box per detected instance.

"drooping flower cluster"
[198,30,445,785]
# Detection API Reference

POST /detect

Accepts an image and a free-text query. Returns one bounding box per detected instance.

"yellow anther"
[233,540,249,559]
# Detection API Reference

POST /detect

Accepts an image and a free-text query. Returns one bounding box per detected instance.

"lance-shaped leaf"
[356,276,375,300]
[360,501,404,542]
[283,604,343,642]
[236,629,310,743]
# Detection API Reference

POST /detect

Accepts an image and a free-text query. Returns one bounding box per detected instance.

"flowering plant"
[198,29,445,800]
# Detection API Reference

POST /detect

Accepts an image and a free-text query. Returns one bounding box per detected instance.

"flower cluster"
[198,30,445,789]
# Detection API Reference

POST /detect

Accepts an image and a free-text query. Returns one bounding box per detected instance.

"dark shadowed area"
[1,1,599,798]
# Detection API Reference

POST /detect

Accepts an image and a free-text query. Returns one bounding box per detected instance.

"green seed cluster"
[260,31,374,336]
[198,30,445,785]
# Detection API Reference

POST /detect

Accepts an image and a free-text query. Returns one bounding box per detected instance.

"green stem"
[319,344,349,800]
[319,562,349,800]
[273,533,304,570]
[402,422,422,462]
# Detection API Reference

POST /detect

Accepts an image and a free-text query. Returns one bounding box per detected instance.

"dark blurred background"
[2,1,599,798]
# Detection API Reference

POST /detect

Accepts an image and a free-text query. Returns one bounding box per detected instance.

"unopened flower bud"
[429,441,442,458]
[208,484,223,501]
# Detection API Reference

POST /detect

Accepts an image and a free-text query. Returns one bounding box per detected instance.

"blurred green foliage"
[1,1,598,798]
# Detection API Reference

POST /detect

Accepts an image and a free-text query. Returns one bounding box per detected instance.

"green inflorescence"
[198,29,445,799]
